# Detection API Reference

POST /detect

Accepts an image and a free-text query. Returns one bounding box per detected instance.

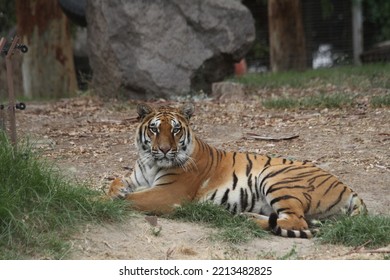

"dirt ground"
[14,91,390,260]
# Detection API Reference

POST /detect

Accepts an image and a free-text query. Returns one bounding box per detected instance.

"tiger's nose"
[159,145,171,155]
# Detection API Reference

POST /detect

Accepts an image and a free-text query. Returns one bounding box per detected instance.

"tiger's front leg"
[108,178,138,199]
[108,177,199,215]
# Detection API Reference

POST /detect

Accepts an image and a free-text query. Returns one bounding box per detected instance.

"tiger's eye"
[172,127,181,134]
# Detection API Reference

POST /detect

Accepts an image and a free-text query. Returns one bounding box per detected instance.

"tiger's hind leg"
[241,212,313,237]
[241,212,270,230]
[268,213,318,238]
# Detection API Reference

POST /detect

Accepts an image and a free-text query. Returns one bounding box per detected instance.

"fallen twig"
[246,132,299,141]
[342,240,372,256]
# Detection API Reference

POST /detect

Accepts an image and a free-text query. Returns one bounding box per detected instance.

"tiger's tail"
[268,213,319,239]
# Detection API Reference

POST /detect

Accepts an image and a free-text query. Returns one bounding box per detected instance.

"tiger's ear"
[137,103,154,121]
[180,103,195,120]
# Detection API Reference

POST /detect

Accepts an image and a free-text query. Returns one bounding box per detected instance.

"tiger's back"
[108,103,367,238]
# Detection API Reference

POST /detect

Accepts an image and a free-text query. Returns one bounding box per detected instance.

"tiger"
[108,103,367,238]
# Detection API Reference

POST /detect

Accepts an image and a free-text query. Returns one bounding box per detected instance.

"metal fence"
[243,0,388,72]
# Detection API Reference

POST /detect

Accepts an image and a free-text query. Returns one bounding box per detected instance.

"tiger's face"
[136,103,195,168]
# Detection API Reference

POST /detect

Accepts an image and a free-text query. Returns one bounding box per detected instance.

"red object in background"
[234,59,247,76]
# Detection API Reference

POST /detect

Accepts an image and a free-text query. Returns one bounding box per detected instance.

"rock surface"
[86,0,255,99]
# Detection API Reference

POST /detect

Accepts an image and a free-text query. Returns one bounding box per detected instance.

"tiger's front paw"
[108,178,133,199]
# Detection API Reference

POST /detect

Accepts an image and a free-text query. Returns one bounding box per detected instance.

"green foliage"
[365,0,390,42]
[317,215,390,249]
[232,64,390,109]
[277,246,298,260]
[170,201,267,243]
[371,94,390,108]
[0,0,16,36]
[321,0,334,19]
[232,64,390,90]
[0,133,129,259]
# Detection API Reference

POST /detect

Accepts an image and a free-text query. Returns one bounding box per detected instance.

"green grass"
[231,64,390,109]
[371,94,390,107]
[0,133,129,259]
[317,215,390,249]
[232,63,390,89]
[170,201,267,243]
[170,201,390,250]
[262,92,355,109]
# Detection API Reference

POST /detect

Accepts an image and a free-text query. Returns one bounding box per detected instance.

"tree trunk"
[268,0,307,72]
[15,0,76,98]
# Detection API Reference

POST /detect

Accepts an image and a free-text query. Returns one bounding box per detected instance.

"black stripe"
[254,176,260,200]
[268,177,304,187]
[221,189,230,205]
[232,171,238,190]
[282,158,286,164]
[266,184,306,196]
[155,181,176,187]
[325,186,347,212]
[219,149,223,165]
[247,173,253,189]
[246,153,253,176]
[303,192,312,213]
[287,230,296,238]
[232,152,237,167]
[197,138,205,152]
[215,149,220,166]
[240,188,249,211]
[264,155,272,167]
[308,174,332,185]
[137,160,149,183]
[259,165,304,195]
[210,190,217,201]
[186,128,191,144]
[133,168,141,186]
[269,212,278,228]
[207,145,214,168]
[138,126,144,145]
[270,195,304,207]
[324,180,342,196]
[300,230,308,238]
[154,172,178,182]
[248,195,256,212]
[232,203,238,215]
[240,188,244,210]
[216,149,222,166]
[281,171,318,182]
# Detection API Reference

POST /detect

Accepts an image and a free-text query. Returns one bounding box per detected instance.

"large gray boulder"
[86,0,255,99]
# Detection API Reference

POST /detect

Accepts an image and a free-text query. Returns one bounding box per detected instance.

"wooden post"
[0,37,6,132]
[268,0,307,72]
[15,0,77,99]
[352,0,363,65]
[5,36,19,149]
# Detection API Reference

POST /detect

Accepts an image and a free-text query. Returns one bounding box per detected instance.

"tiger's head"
[135,103,195,169]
